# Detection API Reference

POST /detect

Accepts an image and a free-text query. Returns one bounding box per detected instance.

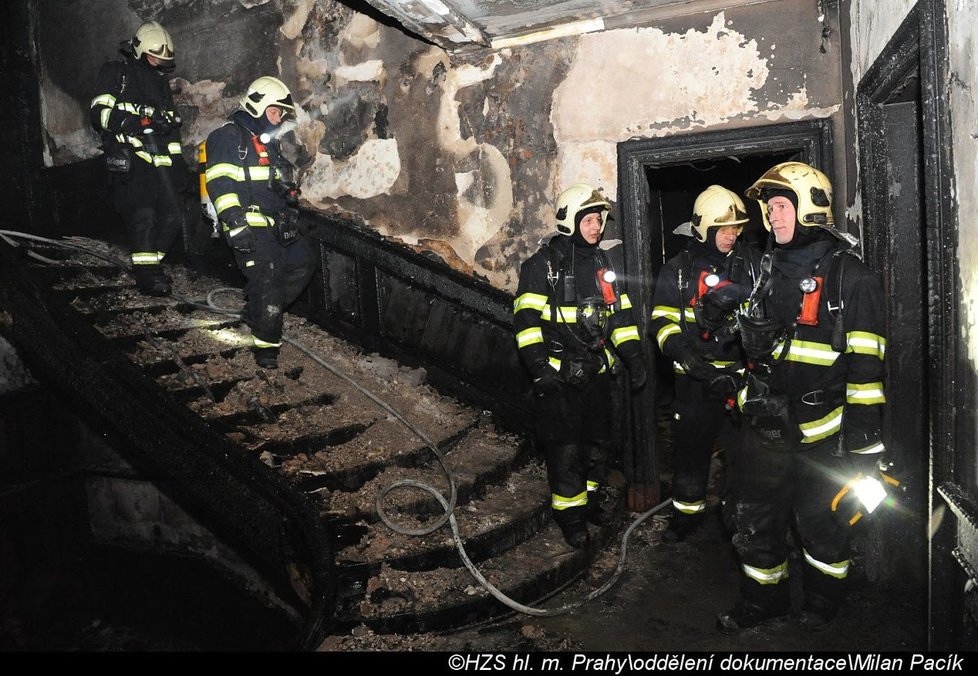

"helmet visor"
[147,42,174,60]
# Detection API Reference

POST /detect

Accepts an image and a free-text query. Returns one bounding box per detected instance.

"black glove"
[223,210,256,254]
[147,107,180,135]
[529,362,562,398]
[626,358,648,392]
[674,339,717,381]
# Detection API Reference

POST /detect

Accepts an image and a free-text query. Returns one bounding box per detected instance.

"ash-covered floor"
[322,489,927,653]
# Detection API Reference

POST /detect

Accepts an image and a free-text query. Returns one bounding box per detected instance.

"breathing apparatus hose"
[1,229,672,619]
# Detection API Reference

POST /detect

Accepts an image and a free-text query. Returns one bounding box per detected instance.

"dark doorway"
[857,0,968,650]
[616,120,833,505]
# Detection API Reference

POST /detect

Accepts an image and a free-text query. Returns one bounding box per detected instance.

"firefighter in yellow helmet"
[90,20,186,296]
[204,76,315,370]
[513,183,648,549]
[717,161,890,634]
[649,185,761,543]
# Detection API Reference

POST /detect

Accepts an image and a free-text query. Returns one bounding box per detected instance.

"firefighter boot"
[662,512,703,543]
[716,601,790,635]
[254,347,279,370]
[552,507,590,550]
[585,489,617,527]
[797,593,839,633]
[717,581,790,635]
[134,265,171,297]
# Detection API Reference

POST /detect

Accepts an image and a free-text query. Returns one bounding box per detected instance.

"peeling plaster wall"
[37,0,841,293]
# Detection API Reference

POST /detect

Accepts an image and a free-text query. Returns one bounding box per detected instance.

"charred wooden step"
[338,512,624,635]
[330,466,552,619]
[6,241,615,643]
[335,463,551,574]
[317,421,531,523]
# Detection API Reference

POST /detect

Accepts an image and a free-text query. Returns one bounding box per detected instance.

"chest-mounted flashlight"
[597,268,617,305]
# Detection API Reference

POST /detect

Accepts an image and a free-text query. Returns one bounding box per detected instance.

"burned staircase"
[0,235,626,646]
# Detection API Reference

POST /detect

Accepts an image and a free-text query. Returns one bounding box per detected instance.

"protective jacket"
[650,238,760,524]
[650,239,760,375]
[204,110,292,230]
[737,235,886,454]
[91,53,184,170]
[514,234,643,383]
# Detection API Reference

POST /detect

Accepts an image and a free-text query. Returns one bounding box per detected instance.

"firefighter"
[649,185,760,543]
[513,183,648,549]
[204,76,315,370]
[717,162,889,634]
[90,20,187,297]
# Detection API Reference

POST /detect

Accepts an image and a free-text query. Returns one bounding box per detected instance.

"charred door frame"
[856,0,966,650]
[616,120,833,503]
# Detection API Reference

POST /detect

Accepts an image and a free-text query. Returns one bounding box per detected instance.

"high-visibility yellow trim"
[846,381,886,405]
[742,560,789,585]
[611,325,640,345]
[552,491,588,510]
[214,194,241,213]
[513,292,548,314]
[847,331,886,359]
[131,252,161,265]
[799,406,843,443]
[850,442,885,455]
[776,339,841,366]
[803,549,849,579]
[516,327,544,348]
[673,498,706,514]
[656,324,682,350]
[253,337,282,349]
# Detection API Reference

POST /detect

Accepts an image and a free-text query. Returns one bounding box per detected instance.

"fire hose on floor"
[0,229,671,619]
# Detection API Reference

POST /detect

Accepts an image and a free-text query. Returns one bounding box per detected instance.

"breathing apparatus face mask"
[736,314,786,361]
[577,297,610,351]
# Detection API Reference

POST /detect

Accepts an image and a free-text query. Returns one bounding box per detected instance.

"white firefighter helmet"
[241,76,296,118]
[132,21,174,61]
[745,161,834,231]
[554,183,612,237]
[691,184,749,243]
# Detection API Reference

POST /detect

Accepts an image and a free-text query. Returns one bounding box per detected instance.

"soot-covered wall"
[37,0,842,292]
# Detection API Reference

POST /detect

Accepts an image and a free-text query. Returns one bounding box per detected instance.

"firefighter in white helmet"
[513,183,648,549]
[717,161,892,635]
[90,20,186,297]
[204,76,314,370]
[648,184,761,543]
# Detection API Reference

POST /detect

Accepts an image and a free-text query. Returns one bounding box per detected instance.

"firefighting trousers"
[232,229,316,347]
[111,162,183,287]
[533,372,612,516]
[729,431,853,611]
[670,375,742,520]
